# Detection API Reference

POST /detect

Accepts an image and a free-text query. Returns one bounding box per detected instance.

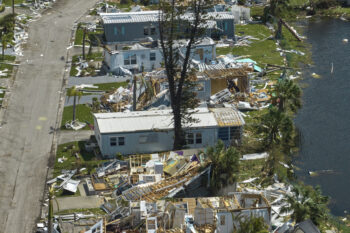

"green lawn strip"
[74,28,85,46]
[3,0,24,6]
[86,52,103,61]
[217,24,284,68]
[61,104,94,130]
[321,6,350,17]
[54,207,105,215]
[279,26,312,68]
[106,1,134,11]
[250,5,265,19]
[0,63,14,78]
[84,81,128,92]
[54,141,109,178]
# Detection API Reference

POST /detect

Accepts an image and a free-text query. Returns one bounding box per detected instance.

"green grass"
[321,6,350,18]
[54,207,105,215]
[86,52,103,61]
[54,141,108,177]
[279,25,312,68]
[74,28,85,46]
[217,24,284,68]
[251,5,265,19]
[107,0,133,11]
[3,0,24,6]
[61,104,94,130]
[84,81,128,92]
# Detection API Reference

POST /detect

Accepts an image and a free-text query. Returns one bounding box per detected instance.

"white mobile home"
[93,107,244,157]
[103,37,216,74]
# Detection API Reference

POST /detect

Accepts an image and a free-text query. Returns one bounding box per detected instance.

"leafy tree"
[207,141,240,194]
[273,78,301,113]
[92,97,100,113]
[236,215,269,233]
[281,184,329,226]
[158,0,213,149]
[66,86,83,122]
[0,14,15,59]
[264,0,291,20]
[256,106,294,148]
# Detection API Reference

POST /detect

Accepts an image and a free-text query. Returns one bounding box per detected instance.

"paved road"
[0,0,98,232]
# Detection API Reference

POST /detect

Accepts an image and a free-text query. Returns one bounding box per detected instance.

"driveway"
[0,0,98,232]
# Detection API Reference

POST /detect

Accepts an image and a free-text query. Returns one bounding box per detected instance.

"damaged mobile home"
[103,37,216,74]
[93,106,245,157]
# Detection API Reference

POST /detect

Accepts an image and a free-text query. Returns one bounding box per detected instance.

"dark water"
[294,18,350,216]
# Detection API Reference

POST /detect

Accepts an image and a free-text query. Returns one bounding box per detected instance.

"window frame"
[196,133,202,144]
[110,137,117,146]
[144,27,149,35]
[186,133,194,145]
[150,52,156,61]
[118,136,125,146]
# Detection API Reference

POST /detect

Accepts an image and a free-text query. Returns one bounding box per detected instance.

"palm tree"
[257,106,294,148]
[66,86,82,122]
[0,14,15,59]
[273,78,301,113]
[77,24,89,60]
[281,184,329,226]
[207,141,240,194]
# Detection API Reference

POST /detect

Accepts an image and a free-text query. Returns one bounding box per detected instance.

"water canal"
[294,18,350,216]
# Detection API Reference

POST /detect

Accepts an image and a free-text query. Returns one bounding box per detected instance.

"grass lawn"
[217,24,284,68]
[61,104,94,130]
[54,141,109,177]
[84,81,128,92]
[74,28,85,46]
[3,0,24,6]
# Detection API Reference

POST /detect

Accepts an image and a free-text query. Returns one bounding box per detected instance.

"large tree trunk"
[173,106,183,150]
[73,95,77,122]
[2,42,4,59]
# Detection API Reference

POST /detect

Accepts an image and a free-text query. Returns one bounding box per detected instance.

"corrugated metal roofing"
[101,11,234,24]
[210,108,245,127]
[94,107,244,134]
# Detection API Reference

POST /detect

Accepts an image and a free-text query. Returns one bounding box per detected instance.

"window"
[121,26,125,35]
[124,54,137,65]
[218,127,229,141]
[220,215,225,226]
[110,137,124,146]
[150,52,156,61]
[196,133,202,144]
[124,54,130,65]
[130,54,137,65]
[230,127,236,139]
[110,137,117,146]
[150,26,156,35]
[224,21,228,31]
[118,137,125,146]
[144,27,149,35]
[186,133,194,145]
[139,134,158,144]
[113,26,118,35]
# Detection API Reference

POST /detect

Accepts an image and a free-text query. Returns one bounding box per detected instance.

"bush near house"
[0,4,5,13]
